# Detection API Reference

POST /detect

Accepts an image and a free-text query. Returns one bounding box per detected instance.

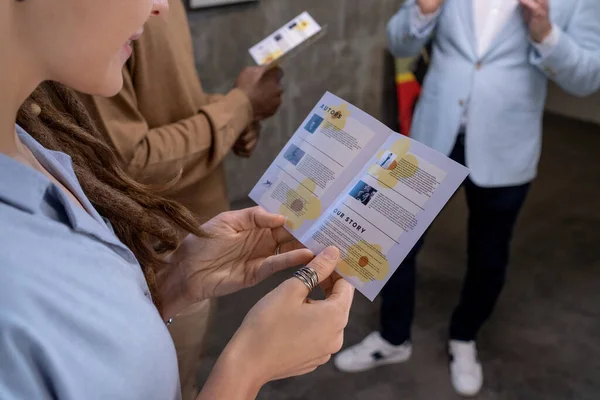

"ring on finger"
[274,239,296,256]
[293,266,319,293]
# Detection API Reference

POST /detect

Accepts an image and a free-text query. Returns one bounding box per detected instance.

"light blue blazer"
[388,0,600,187]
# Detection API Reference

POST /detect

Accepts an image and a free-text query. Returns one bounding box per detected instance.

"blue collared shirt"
[0,126,181,399]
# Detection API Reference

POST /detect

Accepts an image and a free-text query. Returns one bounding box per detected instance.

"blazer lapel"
[456,0,478,61]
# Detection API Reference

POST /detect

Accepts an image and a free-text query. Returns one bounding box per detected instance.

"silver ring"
[275,245,281,255]
[293,266,319,293]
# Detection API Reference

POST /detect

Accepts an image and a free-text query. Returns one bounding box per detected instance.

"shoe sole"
[452,388,481,398]
[334,351,412,373]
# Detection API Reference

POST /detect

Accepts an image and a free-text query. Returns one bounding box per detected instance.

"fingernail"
[322,246,339,260]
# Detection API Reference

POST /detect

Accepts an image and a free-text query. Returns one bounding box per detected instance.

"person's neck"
[0,48,41,159]
[0,93,22,157]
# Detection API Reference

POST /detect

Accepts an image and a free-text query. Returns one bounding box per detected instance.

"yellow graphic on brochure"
[294,19,310,32]
[369,138,419,188]
[279,178,322,230]
[261,49,284,65]
[324,103,349,130]
[338,240,390,283]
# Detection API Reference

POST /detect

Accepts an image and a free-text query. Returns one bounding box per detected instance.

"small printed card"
[249,11,325,67]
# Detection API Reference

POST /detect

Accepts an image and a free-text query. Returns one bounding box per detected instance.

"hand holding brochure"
[249,12,325,67]
[250,93,469,300]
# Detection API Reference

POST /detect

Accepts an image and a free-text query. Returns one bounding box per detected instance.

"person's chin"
[89,74,124,98]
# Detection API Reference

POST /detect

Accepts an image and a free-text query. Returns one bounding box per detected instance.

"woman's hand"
[233,122,260,158]
[198,246,355,399]
[417,0,445,14]
[159,207,314,318]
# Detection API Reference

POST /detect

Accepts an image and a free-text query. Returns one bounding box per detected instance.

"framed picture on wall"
[189,0,258,9]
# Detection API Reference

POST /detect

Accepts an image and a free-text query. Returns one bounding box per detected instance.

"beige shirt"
[79,0,254,220]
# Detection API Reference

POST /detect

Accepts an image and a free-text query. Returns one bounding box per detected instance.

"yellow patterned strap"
[394,57,417,83]
[394,47,431,83]
[396,72,416,84]
[395,57,415,73]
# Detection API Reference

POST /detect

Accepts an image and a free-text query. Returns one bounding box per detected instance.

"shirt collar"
[1,125,138,264]
[0,146,52,214]
[16,126,107,226]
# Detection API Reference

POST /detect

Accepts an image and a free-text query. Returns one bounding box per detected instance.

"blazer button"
[544,66,556,77]
[476,62,483,70]
[459,99,465,106]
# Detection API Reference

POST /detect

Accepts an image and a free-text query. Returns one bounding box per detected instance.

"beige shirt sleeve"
[83,69,254,183]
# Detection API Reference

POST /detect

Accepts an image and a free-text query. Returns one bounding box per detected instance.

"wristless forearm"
[197,344,263,400]
[156,257,197,321]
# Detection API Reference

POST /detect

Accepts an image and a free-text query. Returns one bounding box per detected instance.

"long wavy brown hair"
[17,81,205,307]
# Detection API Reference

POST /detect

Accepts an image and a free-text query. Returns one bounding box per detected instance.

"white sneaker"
[334,331,412,373]
[448,340,483,397]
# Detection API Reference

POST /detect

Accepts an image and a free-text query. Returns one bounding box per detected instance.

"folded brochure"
[250,92,469,300]
[249,11,325,67]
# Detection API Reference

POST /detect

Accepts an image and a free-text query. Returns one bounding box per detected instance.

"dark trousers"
[380,134,530,344]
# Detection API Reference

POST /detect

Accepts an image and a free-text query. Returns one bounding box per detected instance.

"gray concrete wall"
[546,83,600,126]
[187,0,402,203]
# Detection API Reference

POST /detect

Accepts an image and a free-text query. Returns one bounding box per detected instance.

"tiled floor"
[198,113,600,399]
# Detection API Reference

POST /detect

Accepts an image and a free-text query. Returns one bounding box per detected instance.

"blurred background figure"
[335,0,600,396]
[78,0,283,398]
